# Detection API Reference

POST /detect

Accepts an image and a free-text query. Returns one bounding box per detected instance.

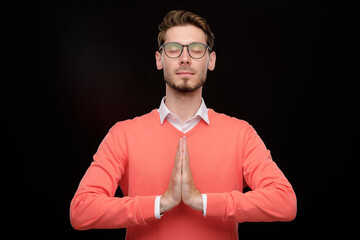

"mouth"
[176,71,195,77]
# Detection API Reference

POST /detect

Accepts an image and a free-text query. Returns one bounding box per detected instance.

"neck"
[164,85,203,124]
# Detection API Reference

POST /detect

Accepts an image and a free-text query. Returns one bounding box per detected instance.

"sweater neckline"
[150,109,217,137]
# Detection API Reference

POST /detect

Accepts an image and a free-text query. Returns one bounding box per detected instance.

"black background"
[5,0,358,238]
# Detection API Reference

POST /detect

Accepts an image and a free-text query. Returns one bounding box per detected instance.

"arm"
[165,128,297,222]
[70,124,157,230]
[206,126,297,222]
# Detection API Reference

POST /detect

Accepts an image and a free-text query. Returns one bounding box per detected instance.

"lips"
[176,71,194,76]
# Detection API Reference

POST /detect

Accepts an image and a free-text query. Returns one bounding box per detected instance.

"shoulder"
[209,109,252,131]
[110,109,159,133]
[209,109,263,146]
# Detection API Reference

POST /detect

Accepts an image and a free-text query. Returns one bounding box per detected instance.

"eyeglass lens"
[164,43,206,59]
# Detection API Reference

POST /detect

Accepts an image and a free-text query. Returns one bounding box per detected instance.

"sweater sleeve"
[70,123,157,230]
[206,125,297,222]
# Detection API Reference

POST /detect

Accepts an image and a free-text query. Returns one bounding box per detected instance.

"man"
[70,10,296,239]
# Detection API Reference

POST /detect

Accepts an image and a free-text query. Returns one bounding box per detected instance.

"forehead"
[164,25,206,44]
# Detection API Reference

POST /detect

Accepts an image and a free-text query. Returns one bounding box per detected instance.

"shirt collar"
[158,97,210,125]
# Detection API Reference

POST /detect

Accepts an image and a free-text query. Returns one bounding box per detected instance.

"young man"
[70,10,297,239]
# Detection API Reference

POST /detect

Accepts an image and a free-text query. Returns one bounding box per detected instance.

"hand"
[160,137,183,213]
[181,136,203,212]
[160,136,203,214]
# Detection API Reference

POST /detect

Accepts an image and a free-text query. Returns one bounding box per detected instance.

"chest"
[124,129,244,196]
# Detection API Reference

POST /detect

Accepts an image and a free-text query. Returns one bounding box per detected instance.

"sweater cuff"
[205,193,226,219]
[138,195,158,223]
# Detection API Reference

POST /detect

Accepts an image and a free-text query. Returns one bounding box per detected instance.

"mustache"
[175,67,196,73]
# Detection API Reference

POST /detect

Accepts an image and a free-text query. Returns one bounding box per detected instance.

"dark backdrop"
[5,0,358,238]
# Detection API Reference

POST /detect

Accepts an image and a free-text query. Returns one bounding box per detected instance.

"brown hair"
[157,10,215,50]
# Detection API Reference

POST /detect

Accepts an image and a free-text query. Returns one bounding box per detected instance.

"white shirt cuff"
[155,194,206,218]
[202,194,207,217]
[155,195,162,219]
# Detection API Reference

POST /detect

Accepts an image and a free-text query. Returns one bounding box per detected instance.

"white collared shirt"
[158,96,210,133]
[154,97,208,219]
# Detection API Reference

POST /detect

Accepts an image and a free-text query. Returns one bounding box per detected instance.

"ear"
[155,51,163,70]
[208,51,216,71]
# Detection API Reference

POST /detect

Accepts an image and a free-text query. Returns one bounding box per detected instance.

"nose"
[179,46,191,66]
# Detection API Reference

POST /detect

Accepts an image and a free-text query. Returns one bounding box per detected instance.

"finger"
[179,138,184,169]
[184,136,189,162]
[183,136,189,159]
[182,137,190,172]
[173,138,182,174]
[181,137,187,156]
[176,137,182,155]
[182,137,187,173]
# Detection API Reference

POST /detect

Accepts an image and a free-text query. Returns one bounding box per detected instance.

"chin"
[165,74,206,93]
[171,81,204,93]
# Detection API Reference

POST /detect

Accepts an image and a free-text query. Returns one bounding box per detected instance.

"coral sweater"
[70,109,297,239]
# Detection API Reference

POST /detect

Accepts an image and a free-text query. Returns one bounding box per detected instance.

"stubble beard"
[164,74,206,93]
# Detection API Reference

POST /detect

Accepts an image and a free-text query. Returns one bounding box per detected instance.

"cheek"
[198,62,209,77]
[162,63,174,80]
[200,68,208,80]
[163,62,170,72]
[163,61,177,75]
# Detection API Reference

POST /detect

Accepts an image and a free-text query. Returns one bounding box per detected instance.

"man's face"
[155,25,216,93]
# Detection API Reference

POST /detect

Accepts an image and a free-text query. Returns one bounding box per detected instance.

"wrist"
[160,195,176,214]
[160,196,167,214]
[190,194,203,212]
[183,192,203,212]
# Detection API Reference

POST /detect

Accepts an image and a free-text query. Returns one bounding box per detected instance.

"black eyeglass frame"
[158,42,212,59]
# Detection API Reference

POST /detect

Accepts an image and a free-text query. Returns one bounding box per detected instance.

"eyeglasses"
[158,42,212,59]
